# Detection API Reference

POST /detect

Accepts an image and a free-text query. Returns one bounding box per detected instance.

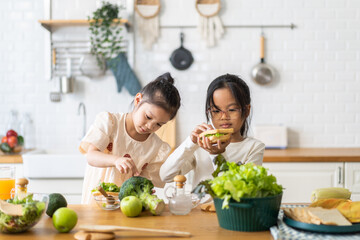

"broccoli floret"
[119,176,165,215]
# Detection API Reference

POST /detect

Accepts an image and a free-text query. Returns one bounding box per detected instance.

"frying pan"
[251,32,276,85]
[170,33,194,70]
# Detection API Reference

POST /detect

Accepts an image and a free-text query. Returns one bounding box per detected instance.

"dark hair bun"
[159,72,174,85]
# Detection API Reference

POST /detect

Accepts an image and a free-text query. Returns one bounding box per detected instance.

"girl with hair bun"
[79,72,181,204]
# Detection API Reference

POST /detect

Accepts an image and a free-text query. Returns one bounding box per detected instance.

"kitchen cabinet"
[28,178,83,204]
[263,162,360,202]
[344,162,360,201]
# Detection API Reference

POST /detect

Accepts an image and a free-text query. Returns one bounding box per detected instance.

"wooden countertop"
[263,148,360,162]
[1,148,360,164]
[3,205,272,240]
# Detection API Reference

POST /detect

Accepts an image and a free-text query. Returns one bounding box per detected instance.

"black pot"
[170,33,194,70]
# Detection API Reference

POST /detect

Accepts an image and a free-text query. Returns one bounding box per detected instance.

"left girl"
[79,72,181,204]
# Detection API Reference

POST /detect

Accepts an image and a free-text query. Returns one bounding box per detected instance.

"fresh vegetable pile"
[193,155,283,209]
[119,176,165,216]
[0,129,24,154]
[0,194,46,233]
[92,182,121,193]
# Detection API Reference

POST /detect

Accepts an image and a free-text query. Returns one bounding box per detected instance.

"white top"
[160,136,265,188]
[79,112,171,204]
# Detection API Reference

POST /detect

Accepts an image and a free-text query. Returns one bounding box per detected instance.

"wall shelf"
[38,19,130,32]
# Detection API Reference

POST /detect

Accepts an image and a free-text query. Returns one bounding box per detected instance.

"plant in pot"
[88,1,124,71]
[87,1,142,95]
[192,155,284,232]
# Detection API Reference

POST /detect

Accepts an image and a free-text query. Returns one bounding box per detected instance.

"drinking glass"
[0,166,15,200]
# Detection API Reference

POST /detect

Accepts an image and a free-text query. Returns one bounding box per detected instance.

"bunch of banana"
[311,187,351,202]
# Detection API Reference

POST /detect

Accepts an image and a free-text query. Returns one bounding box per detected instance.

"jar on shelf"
[19,113,36,150]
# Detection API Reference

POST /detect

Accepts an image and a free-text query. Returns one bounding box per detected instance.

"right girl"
[79,72,181,204]
[160,74,265,188]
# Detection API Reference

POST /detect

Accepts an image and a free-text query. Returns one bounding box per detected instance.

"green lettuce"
[192,155,283,209]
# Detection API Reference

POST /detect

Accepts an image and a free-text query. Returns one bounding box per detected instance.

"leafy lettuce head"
[192,157,283,209]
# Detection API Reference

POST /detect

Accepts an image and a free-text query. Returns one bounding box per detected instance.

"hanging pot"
[170,33,194,70]
[251,32,276,85]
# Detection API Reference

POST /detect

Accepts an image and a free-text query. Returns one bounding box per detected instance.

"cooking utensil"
[0,199,23,216]
[170,33,194,70]
[97,186,115,205]
[251,32,276,85]
[78,224,192,237]
[49,48,61,102]
[74,231,115,240]
[60,57,74,93]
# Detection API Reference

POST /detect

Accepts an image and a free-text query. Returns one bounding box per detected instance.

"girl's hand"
[190,123,213,144]
[198,134,231,155]
[114,154,139,175]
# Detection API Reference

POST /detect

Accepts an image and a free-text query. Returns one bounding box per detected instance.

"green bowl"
[213,193,282,232]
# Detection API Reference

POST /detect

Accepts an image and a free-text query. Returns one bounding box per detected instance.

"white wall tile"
[0,0,359,149]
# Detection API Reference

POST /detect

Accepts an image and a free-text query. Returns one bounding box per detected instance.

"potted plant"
[88,1,124,70]
[192,155,284,232]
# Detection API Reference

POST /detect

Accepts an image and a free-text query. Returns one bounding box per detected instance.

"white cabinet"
[344,162,360,201]
[263,162,343,203]
[263,162,360,203]
[27,179,83,204]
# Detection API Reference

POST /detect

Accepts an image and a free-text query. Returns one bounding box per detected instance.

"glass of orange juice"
[0,166,15,200]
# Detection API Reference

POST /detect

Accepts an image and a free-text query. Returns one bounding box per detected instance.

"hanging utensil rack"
[160,23,296,29]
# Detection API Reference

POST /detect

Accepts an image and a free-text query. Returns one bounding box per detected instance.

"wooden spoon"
[0,199,23,216]
[79,224,191,238]
[97,186,115,205]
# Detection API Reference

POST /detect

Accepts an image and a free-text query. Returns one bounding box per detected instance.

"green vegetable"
[91,182,121,193]
[0,142,11,153]
[192,155,283,209]
[118,176,165,215]
[17,135,24,146]
[204,133,226,138]
[46,193,68,217]
[0,194,46,233]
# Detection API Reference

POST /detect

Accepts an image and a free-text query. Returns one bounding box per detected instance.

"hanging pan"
[170,33,194,70]
[251,32,276,85]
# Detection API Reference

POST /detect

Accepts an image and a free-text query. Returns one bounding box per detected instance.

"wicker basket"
[213,193,282,232]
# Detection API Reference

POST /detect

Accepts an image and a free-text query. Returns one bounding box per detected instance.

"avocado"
[46,193,68,217]
[0,142,11,153]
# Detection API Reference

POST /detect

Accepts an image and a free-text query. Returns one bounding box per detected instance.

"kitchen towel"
[107,53,142,96]
[271,205,360,240]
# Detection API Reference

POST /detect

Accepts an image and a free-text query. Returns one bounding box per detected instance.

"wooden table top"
[2,148,360,164]
[2,205,273,240]
[263,147,360,162]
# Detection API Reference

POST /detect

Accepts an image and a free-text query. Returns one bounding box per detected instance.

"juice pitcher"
[0,166,15,200]
[164,175,200,215]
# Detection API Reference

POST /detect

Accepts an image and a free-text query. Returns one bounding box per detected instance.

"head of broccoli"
[119,176,164,215]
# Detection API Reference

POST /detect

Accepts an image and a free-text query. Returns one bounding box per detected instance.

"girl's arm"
[243,141,266,165]
[86,144,139,175]
[159,136,198,183]
[139,142,171,188]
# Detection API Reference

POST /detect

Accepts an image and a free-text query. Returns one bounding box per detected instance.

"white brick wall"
[0,0,359,151]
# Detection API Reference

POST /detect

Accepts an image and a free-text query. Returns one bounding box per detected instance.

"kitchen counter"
[263,148,360,162]
[1,148,360,164]
[3,205,272,240]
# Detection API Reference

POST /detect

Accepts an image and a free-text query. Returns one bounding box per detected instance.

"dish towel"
[107,53,142,96]
[270,205,360,240]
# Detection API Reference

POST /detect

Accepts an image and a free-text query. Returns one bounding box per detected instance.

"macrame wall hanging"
[196,0,224,47]
[135,0,161,50]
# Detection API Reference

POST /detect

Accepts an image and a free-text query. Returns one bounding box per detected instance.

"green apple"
[52,207,78,233]
[120,196,142,217]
